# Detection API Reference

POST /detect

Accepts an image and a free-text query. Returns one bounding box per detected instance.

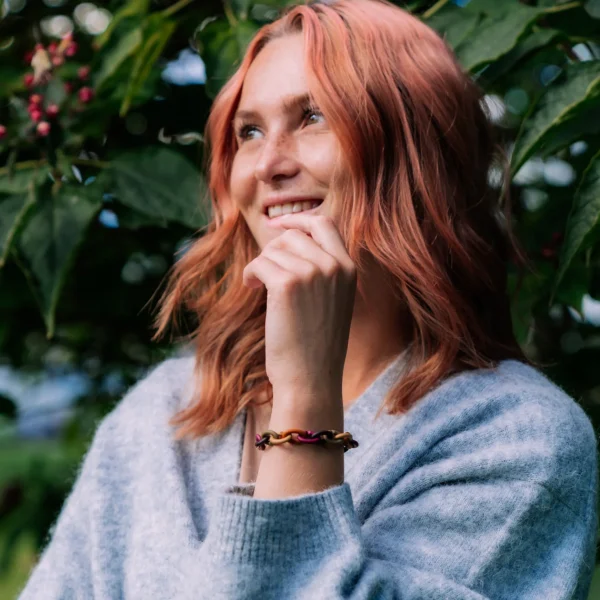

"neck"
[342,259,410,409]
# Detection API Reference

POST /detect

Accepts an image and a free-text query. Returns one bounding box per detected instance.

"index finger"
[268,213,353,270]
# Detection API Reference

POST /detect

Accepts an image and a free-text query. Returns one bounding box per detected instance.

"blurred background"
[0,0,600,596]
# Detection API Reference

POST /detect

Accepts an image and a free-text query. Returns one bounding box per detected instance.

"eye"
[234,105,324,142]
[303,105,324,125]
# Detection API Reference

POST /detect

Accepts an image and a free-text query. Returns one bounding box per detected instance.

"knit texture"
[18,352,598,599]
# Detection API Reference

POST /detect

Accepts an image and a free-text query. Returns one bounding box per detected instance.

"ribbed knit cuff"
[203,482,361,568]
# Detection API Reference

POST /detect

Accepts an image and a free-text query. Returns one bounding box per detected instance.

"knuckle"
[279,277,298,294]
[323,259,339,278]
[306,264,321,281]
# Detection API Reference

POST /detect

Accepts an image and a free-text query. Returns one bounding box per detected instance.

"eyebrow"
[233,92,315,122]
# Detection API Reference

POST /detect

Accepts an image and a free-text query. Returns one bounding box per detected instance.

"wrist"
[270,389,344,430]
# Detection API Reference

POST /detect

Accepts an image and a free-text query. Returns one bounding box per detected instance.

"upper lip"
[262,195,324,214]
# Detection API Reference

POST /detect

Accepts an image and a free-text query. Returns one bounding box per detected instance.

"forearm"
[253,390,345,499]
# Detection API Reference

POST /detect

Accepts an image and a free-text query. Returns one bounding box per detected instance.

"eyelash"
[235,104,323,141]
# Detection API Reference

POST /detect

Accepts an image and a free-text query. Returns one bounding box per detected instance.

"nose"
[254,132,300,184]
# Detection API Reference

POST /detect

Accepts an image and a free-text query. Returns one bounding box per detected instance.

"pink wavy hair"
[154,0,534,440]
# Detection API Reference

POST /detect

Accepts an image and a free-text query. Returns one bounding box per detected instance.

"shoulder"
[92,352,197,450]
[395,359,597,512]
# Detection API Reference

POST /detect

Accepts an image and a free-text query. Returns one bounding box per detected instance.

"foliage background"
[1,0,600,596]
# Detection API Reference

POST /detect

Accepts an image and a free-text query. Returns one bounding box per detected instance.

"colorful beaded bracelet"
[255,428,359,453]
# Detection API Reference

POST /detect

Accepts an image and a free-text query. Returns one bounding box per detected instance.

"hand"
[242,214,357,405]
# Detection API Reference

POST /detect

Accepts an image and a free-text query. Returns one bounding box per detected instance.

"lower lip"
[264,203,322,224]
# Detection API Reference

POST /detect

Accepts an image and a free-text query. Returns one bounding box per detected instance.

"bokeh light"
[4,0,26,13]
[585,0,600,19]
[40,14,73,37]
[543,157,576,187]
[539,64,562,86]
[521,188,549,212]
[504,88,529,115]
[570,141,588,156]
[481,94,505,124]
[73,3,111,35]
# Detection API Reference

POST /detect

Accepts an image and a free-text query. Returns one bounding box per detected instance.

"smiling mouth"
[265,200,323,219]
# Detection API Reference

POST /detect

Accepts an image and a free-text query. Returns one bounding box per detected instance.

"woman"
[19,0,597,598]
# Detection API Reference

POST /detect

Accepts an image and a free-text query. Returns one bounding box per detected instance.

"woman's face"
[229,33,342,250]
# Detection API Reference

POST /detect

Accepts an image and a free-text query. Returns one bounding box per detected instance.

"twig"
[422,0,450,19]
[162,0,196,18]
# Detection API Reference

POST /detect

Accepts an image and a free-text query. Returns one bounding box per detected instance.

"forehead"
[236,34,309,115]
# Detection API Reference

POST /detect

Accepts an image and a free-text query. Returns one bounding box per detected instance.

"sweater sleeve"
[188,398,598,599]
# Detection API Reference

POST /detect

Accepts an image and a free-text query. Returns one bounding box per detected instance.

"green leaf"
[454,2,546,73]
[94,0,151,50]
[508,267,550,345]
[94,27,143,93]
[0,65,27,99]
[476,28,560,87]
[44,77,67,107]
[0,184,36,267]
[553,150,600,299]
[511,61,600,175]
[553,262,589,315]
[230,0,251,20]
[424,5,480,50]
[0,165,49,194]
[195,18,259,99]
[13,183,103,337]
[112,204,168,230]
[120,16,177,116]
[108,147,208,229]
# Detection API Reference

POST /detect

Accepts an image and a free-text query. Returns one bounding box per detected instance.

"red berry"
[52,55,64,67]
[65,42,78,57]
[48,42,58,55]
[77,65,91,80]
[46,104,59,118]
[30,109,43,123]
[24,51,34,64]
[0,125,6,139]
[24,73,34,88]
[64,82,73,93]
[36,121,51,136]
[29,94,43,105]
[78,86,94,103]
[541,247,555,259]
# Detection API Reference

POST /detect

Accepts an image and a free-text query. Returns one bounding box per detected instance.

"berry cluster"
[0,33,94,141]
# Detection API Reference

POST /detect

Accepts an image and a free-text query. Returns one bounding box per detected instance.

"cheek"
[229,155,255,210]
[299,136,340,184]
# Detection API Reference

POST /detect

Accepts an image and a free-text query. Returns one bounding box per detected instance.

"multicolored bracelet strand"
[255,428,359,453]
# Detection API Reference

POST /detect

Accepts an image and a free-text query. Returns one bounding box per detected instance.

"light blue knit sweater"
[18,352,598,599]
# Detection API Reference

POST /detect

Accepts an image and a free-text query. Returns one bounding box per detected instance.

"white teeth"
[269,204,283,218]
[280,203,293,215]
[267,200,322,218]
